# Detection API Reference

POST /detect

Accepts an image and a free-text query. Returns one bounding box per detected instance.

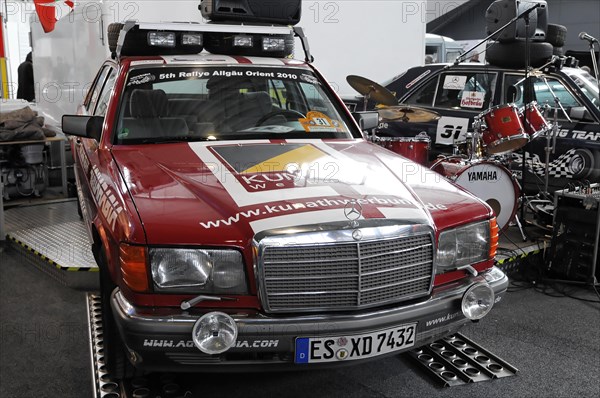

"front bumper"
[111,267,508,372]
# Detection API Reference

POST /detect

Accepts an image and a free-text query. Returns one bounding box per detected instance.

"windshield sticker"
[128,67,317,85]
[300,111,346,133]
[127,73,156,86]
[443,75,467,90]
[460,91,485,108]
[300,74,320,85]
[436,116,469,145]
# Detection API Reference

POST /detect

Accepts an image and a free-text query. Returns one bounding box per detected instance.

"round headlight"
[192,312,238,355]
[461,284,494,320]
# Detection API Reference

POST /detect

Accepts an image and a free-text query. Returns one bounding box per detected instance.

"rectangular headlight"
[182,33,203,46]
[262,37,285,52]
[437,220,490,271]
[233,35,253,47]
[148,31,176,47]
[150,248,247,294]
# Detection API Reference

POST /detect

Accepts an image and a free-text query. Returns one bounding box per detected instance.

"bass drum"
[435,160,519,231]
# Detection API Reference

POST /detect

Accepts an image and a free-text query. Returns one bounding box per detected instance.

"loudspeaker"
[199,0,302,25]
[485,0,548,42]
[547,194,600,283]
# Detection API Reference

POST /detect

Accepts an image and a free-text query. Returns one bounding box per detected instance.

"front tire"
[568,148,600,180]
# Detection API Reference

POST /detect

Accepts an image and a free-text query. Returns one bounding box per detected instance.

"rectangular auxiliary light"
[262,37,285,52]
[182,33,203,46]
[148,31,176,47]
[233,35,253,47]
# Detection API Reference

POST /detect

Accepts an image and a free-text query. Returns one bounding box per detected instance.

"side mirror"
[352,111,379,131]
[62,115,103,141]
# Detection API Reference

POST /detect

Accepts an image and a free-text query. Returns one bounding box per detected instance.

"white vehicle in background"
[425,33,465,64]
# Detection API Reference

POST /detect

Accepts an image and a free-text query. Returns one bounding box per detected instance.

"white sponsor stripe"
[250,209,355,233]
[187,141,337,207]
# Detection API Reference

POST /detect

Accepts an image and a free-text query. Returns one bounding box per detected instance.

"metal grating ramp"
[406,333,518,386]
[5,200,97,271]
[87,294,195,398]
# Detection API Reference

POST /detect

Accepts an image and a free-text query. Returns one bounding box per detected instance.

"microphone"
[579,32,598,43]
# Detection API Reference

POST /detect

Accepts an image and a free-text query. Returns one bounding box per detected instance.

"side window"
[85,66,110,113]
[504,74,584,120]
[94,68,117,116]
[404,78,438,106]
[434,72,497,111]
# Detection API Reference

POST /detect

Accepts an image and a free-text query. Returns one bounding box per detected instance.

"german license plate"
[295,323,417,363]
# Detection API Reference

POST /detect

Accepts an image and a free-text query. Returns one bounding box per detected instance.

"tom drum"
[479,104,529,155]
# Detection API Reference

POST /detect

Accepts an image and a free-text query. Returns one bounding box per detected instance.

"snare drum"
[377,133,431,165]
[521,101,550,140]
[479,104,529,155]
[434,160,519,231]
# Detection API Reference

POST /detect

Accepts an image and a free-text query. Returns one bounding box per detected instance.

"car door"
[502,71,600,182]
[72,63,118,227]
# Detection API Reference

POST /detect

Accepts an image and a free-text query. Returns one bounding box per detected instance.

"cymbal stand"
[543,103,559,196]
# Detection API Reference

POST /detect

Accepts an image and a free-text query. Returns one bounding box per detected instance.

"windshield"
[115,66,358,144]
[563,67,600,111]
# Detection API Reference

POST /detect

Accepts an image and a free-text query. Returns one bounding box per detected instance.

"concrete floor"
[0,243,599,398]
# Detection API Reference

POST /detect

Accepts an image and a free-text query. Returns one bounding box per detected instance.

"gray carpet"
[1,244,598,398]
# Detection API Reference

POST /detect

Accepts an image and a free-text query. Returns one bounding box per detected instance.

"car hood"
[111,139,491,246]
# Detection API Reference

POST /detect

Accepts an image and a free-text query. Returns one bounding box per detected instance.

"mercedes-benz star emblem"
[344,201,362,221]
[344,201,362,229]
[352,229,363,241]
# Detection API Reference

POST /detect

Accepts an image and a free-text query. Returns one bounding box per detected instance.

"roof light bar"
[182,33,203,46]
[262,37,286,52]
[113,21,312,62]
[148,32,176,47]
[233,35,253,47]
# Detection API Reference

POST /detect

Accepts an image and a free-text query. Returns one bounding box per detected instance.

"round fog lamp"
[461,284,494,320]
[192,312,238,355]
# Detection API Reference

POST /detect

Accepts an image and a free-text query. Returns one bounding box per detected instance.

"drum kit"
[347,75,554,233]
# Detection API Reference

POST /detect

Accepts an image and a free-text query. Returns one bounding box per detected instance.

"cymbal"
[346,75,397,106]
[377,105,440,123]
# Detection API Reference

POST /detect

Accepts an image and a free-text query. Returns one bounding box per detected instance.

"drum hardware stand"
[518,4,543,239]
[513,213,528,242]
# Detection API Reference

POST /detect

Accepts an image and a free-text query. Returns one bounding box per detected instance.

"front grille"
[260,232,434,312]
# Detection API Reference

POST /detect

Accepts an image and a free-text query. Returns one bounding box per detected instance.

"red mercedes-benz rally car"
[62,19,508,378]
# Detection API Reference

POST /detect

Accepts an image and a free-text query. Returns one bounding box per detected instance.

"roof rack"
[111,21,313,63]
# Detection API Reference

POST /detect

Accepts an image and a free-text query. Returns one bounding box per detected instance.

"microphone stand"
[586,39,600,102]
[518,4,541,241]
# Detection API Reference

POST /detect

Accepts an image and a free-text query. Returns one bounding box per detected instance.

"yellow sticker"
[299,111,346,133]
